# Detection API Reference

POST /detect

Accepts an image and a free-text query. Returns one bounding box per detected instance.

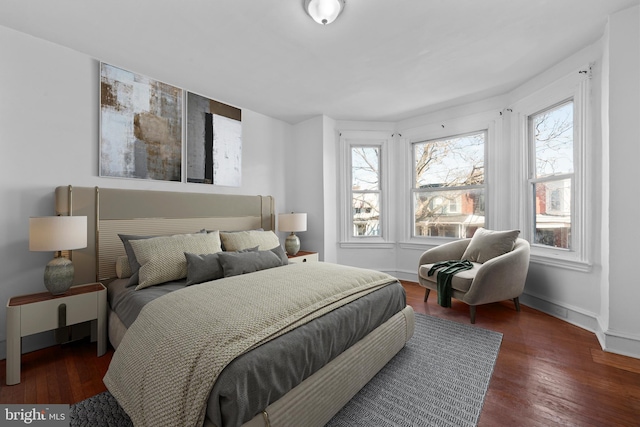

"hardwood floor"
[0,339,112,406]
[402,281,640,427]
[1,281,639,426]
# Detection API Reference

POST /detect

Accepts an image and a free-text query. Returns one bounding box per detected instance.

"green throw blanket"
[427,260,474,308]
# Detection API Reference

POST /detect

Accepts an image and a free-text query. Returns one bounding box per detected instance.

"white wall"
[603,5,640,355]
[288,117,325,258]
[0,25,291,358]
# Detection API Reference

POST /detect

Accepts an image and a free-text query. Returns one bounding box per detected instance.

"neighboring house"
[415,188,484,239]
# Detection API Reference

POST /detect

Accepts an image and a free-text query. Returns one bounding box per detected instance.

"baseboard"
[595,323,640,359]
[392,270,419,282]
[518,291,600,332]
[392,269,640,359]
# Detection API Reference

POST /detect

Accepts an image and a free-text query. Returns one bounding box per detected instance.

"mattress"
[106,267,407,426]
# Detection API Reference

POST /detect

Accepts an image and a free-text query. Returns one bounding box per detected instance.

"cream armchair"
[418,234,530,323]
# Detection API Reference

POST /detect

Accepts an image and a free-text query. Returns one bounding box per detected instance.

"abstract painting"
[100,63,182,181]
[187,92,242,186]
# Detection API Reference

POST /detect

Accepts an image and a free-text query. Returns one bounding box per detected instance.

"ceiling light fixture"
[304,0,345,25]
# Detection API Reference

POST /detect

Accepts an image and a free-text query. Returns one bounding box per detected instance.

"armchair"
[418,234,530,323]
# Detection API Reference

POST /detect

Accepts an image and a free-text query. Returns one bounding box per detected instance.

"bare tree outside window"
[352,146,381,236]
[413,131,486,238]
[530,101,573,249]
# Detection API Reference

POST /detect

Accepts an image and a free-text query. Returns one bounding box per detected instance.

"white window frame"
[339,130,393,247]
[411,130,488,240]
[399,111,499,249]
[510,66,591,271]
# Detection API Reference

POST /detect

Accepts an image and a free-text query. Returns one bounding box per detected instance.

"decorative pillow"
[184,246,260,286]
[218,249,283,277]
[270,245,289,266]
[118,234,156,286]
[184,252,224,286]
[129,231,222,290]
[220,230,280,252]
[461,228,520,263]
[119,231,206,285]
[115,255,131,279]
[204,228,264,251]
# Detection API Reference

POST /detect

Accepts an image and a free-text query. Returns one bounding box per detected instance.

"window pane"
[352,193,380,236]
[532,101,573,178]
[414,132,484,188]
[414,189,485,238]
[352,147,379,191]
[533,179,571,249]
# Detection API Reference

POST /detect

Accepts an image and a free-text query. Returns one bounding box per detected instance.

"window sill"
[339,241,396,249]
[529,251,592,272]
[399,237,460,251]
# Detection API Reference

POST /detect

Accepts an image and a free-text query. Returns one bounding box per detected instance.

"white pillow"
[219,230,280,252]
[115,255,131,279]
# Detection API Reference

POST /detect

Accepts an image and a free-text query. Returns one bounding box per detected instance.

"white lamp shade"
[305,0,345,25]
[29,216,87,252]
[278,213,307,233]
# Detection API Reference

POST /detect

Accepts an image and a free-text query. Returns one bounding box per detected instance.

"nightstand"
[287,251,319,264]
[5,282,107,385]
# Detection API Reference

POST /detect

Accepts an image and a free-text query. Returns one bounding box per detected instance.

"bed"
[54,185,415,427]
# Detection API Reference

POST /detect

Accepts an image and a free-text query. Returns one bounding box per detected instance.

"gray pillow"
[461,228,520,263]
[218,250,283,277]
[185,246,260,286]
[185,252,224,286]
[270,245,289,266]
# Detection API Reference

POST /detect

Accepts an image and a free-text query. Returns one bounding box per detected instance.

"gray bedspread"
[108,277,185,329]
[106,267,406,427]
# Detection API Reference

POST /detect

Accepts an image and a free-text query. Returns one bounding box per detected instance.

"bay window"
[529,100,574,249]
[412,131,486,239]
[351,146,381,237]
[339,131,391,246]
[513,65,590,269]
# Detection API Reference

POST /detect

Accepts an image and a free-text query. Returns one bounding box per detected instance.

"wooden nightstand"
[5,282,107,385]
[287,251,319,264]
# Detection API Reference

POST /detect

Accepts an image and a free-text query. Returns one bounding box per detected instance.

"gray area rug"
[325,313,502,427]
[70,313,502,427]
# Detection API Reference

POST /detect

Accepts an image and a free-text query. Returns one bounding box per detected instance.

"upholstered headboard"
[54,186,275,284]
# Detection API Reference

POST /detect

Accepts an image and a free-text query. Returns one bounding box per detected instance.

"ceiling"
[1,0,638,124]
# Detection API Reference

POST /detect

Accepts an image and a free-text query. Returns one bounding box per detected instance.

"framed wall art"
[186,92,242,187]
[100,63,182,181]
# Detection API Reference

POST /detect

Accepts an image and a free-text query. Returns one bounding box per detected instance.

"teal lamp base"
[44,256,74,295]
[285,233,301,256]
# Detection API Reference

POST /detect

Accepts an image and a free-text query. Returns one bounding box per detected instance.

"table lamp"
[278,213,307,256]
[29,216,87,295]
